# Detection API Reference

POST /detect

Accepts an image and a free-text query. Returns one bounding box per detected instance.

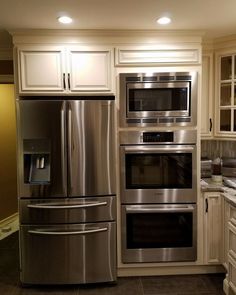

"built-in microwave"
[119,72,198,127]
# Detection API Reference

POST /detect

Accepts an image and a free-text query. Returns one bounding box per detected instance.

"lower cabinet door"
[20,222,116,284]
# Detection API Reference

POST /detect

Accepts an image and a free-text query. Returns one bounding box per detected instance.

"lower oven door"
[20,222,116,284]
[121,204,197,263]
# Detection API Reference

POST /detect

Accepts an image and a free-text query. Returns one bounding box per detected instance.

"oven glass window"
[126,212,193,249]
[125,153,192,189]
[128,87,188,112]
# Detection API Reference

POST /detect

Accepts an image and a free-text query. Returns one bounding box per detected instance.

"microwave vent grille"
[125,77,141,82]
[142,118,158,124]
[159,118,174,123]
[142,76,157,82]
[176,117,191,123]
[159,76,175,81]
[176,75,192,81]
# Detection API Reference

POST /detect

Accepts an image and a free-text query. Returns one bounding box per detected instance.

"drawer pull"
[27,201,107,209]
[28,227,108,236]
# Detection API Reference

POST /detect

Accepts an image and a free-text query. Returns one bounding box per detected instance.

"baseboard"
[118,265,225,277]
[0,213,19,240]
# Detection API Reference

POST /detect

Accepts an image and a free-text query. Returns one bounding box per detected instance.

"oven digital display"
[143,132,173,142]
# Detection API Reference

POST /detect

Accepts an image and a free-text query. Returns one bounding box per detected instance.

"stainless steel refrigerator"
[17,98,116,285]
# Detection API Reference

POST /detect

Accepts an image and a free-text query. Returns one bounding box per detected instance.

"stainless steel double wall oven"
[119,71,198,264]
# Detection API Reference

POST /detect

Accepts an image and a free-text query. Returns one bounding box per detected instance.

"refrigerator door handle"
[67,106,73,194]
[27,201,108,209]
[61,102,67,195]
[28,227,108,236]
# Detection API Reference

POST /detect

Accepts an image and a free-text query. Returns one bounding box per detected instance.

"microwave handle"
[126,205,195,213]
[123,146,194,153]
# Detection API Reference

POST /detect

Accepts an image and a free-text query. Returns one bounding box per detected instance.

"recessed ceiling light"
[157,17,171,25]
[58,16,73,24]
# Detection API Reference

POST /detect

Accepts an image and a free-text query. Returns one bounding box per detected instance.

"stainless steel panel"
[17,100,66,198]
[119,71,198,128]
[119,129,197,145]
[121,204,197,263]
[20,222,116,284]
[68,100,116,197]
[120,144,197,204]
[19,196,116,224]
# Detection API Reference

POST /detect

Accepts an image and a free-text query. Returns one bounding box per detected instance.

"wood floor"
[0,232,225,295]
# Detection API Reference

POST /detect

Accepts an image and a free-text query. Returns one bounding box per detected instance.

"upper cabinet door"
[18,47,66,93]
[201,53,213,138]
[215,52,236,137]
[67,48,113,92]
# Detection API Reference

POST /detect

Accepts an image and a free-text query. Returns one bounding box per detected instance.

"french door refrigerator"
[17,98,116,285]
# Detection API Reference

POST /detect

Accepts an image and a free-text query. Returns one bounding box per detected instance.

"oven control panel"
[143,132,174,143]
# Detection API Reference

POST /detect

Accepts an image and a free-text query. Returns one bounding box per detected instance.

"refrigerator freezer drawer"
[20,222,116,285]
[19,196,116,224]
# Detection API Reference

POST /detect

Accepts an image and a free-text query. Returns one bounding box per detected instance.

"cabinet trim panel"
[115,47,201,66]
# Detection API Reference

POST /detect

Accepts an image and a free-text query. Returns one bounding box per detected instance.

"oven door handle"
[123,146,195,153]
[125,205,195,213]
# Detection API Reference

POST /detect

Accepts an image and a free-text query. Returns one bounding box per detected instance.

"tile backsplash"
[201,140,236,160]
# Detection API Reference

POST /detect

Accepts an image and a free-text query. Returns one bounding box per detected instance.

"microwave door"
[17,100,67,198]
[67,100,116,197]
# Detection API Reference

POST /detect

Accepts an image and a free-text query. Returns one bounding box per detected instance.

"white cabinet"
[215,52,236,136]
[201,53,214,137]
[224,199,230,270]
[68,49,112,92]
[203,192,223,264]
[19,47,65,92]
[17,46,113,94]
[228,204,236,295]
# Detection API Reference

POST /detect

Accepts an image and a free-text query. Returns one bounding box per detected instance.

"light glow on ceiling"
[157,17,171,25]
[58,16,73,24]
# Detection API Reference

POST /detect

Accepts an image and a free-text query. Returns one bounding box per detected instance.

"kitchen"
[1,1,236,294]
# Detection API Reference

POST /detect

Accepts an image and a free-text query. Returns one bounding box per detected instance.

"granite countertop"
[201,178,236,206]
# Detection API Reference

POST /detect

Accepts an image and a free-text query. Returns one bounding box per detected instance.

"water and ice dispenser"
[23,139,51,184]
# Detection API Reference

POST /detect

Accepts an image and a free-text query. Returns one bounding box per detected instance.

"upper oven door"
[126,82,190,118]
[120,144,197,204]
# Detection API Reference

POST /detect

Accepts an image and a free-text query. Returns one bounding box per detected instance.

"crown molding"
[213,34,236,51]
[10,29,204,45]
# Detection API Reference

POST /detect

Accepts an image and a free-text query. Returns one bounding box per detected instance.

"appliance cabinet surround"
[202,192,223,265]
[17,45,113,94]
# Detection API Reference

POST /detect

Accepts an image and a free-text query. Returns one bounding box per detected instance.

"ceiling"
[1,0,236,49]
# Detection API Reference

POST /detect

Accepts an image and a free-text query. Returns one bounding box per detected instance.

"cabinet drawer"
[230,205,236,225]
[20,222,116,284]
[228,254,236,294]
[19,196,116,224]
[229,221,236,259]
